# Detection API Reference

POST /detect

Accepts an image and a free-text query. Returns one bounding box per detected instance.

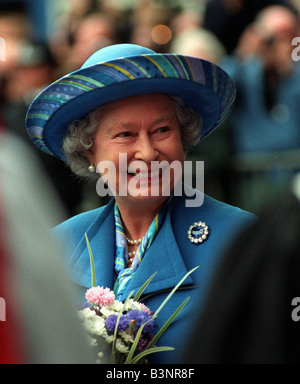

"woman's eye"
[157,126,170,133]
[118,131,132,138]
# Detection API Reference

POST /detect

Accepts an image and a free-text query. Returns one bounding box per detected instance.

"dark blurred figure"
[181,185,300,364]
[3,41,57,136]
[204,0,290,54]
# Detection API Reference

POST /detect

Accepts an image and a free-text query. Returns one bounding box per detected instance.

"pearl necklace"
[125,236,142,267]
[127,251,136,266]
[125,236,142,245]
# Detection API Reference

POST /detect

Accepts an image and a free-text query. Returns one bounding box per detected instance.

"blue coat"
[53,187,256,363]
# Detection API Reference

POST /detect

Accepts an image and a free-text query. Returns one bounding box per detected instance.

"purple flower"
[127,310,155,334]
[137,333,155,352]
[105,314,129,333]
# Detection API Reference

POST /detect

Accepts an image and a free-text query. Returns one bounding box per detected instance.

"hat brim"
[26,53,236,160]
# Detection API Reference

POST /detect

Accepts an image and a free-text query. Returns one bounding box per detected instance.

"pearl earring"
[88,164,96,173]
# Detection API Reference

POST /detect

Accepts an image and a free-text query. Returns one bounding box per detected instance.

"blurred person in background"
[0,10,31,77]
[0,6,95,220]
[58,12,117,74]
[170,27,226,63]
[3,41,57,130]
[170,27,233,204]
[48,0,96,74]
[204,0,290,54]
[0,10,30,131]
[1,40,86,220]
[170,7,204,37]
[129,0,180,52]
[220,4,300,213]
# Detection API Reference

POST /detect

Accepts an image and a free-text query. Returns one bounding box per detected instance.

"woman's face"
[87,93,185,206]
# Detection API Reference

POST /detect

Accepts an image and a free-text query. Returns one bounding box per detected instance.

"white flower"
[78,307,96,320]
[104,335,114,344]
[109,300,124,312]
[100,306,117,318]
[78,308,107,336]
[115,338,130,354]
[120,331,134,344]
[124,299,151,313]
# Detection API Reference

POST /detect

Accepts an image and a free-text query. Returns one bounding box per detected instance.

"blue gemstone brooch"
[187,221,209,244]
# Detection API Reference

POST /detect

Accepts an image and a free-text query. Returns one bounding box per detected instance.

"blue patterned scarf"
[113,199,170,298]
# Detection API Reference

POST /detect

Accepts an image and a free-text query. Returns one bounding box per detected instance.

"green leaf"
[124,322,146,364]
[112,310,124,354]
[125,267,198,363]
[124,318,154,364]
[124,290,135,303]
[147,297,190,350]
[129,346,175,364]
[153,266,199,318]
[141,285,198,302]
[85,233,96,287]
[133,272,157,302]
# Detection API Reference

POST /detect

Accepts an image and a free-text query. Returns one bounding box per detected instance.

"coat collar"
[70,199,116,290]
[70,198,194,300]
[117,201,194,301]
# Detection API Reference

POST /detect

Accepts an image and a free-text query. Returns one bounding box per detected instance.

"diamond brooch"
[187,221,209,244]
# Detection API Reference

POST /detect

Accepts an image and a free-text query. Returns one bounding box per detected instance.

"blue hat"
[25,44,236,160]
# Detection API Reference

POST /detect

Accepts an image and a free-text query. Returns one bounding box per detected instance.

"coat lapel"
[117,203,194,302]
[69,200,116,290]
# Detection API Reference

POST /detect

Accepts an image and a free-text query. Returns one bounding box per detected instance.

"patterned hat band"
[25,44,236,160]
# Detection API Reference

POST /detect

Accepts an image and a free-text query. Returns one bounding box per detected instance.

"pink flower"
[85,286,115,307]
[138,302,152,314]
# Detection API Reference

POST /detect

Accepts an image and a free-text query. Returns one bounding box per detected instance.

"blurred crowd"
[1,0,300,217]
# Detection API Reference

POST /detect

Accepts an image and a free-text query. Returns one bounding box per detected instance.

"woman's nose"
[134,135,159,163]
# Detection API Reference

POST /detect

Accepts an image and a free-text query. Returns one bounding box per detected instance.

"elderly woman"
[26,44,255,363]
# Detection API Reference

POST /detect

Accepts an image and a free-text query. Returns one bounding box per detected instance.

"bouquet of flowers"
[78,234,197,364]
